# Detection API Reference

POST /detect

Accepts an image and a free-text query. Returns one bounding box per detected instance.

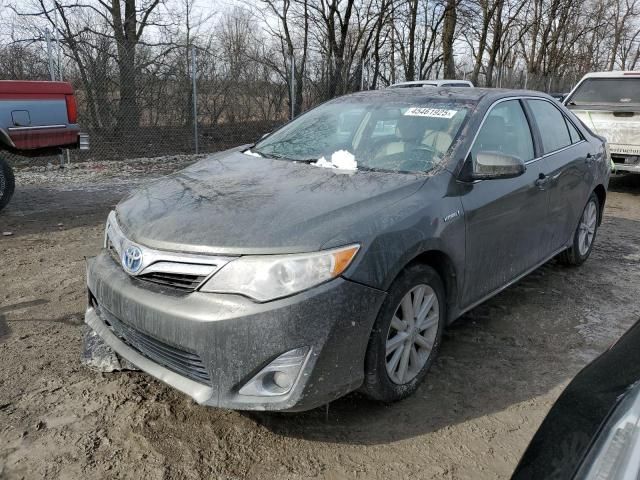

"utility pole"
[45,28,56,81]
[192,45,198,154]
[290,55,296,120]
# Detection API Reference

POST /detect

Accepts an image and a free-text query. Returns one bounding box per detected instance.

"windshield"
[252,100,469,173]
[567,77,640,105]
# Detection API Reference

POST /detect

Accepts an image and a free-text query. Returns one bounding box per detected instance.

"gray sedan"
[85,88,610,411]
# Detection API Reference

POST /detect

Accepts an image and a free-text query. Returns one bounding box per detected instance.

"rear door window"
[527,100,572,154]
[565,118,582,144]
[471,100,534,162]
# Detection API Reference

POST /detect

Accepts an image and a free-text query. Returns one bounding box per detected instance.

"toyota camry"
[85,88,610,411]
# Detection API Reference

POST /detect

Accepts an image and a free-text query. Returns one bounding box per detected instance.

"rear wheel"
[0,158,15,212]
[362,264,446,402]
[559,193,600,266]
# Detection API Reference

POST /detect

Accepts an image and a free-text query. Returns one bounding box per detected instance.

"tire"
[0,158,15,212]
[362,264,446,403]
[558,192,600,266]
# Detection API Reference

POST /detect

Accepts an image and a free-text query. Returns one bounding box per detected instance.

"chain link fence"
[3,43,574,169]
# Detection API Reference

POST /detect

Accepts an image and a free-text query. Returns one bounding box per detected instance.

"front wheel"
[0,158,15,212]
[362,264,446,403]
[559,193,600,266]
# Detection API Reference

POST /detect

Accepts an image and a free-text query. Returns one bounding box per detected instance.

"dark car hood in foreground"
[512,317,640,479]
[116,151,427,254]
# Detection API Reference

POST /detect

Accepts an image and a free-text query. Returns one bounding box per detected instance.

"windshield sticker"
[404,107,458,118]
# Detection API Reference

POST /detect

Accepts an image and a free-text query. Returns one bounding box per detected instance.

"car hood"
[115,150,427,255]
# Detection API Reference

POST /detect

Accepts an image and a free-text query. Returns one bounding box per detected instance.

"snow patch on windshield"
[313,150,357,171]
[243,149,262,157]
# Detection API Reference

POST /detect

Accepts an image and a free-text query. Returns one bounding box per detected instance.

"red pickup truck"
[0,80,89,211]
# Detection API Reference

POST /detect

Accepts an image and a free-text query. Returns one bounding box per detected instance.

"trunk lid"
[571,109,640,155]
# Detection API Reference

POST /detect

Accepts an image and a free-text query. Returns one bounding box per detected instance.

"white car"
[564,71,640,173]
[388,79,474,88]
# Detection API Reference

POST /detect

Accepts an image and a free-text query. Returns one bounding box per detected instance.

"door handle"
[535,173,548,188]
[586,153,594,163]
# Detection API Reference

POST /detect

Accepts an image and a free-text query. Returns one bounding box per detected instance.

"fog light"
[238,347,310,397]
[273,371,292,389]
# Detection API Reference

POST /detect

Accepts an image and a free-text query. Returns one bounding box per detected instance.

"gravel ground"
[1,157,639,480]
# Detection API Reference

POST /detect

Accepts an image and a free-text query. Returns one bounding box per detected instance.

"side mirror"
[472,151,526,180]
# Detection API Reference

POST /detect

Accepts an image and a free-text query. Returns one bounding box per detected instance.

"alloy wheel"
[578,199,598,256]
[385,284,439,384]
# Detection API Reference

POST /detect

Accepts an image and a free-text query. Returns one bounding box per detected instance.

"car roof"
[336,87,553,105]
[581,71,640,79]
[390,79,474,87]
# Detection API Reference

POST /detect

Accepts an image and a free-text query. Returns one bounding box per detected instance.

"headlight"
[577,380,640,479]
[200,244,360,301]
[104,210,124,256]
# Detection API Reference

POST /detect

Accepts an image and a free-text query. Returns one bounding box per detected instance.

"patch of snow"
[312,150,357,171]
[314,156,334,168]
[244,149,262,157]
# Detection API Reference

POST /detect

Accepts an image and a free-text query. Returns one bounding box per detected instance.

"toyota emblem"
[122,245,143,274]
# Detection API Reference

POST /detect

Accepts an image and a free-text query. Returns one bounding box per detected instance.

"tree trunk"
[116,43,139,131]
[485,0,504,87]
[470,0,491,85]
[405,0,418,81]
[442,0,457,78]
[112,0,140,132]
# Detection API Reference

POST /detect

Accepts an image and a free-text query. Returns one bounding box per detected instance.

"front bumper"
[85,251,386,411]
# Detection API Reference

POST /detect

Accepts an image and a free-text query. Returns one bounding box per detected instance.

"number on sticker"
[404,107,458,118]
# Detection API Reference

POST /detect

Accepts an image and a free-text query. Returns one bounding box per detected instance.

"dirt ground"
[1,157,640,480]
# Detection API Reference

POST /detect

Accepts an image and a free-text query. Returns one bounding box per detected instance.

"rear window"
[567,78,640,105]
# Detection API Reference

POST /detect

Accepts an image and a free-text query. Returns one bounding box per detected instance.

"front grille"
[107,244,209,292]
[137,272,206,291]
[98,305,211,385]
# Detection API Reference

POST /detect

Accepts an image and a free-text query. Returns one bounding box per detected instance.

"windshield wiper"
[252,150,285,160]
[357,165,393,173]
[292,158,319,164]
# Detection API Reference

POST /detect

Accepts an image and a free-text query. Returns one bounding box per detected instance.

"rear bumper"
[614,164,640,173]
[8,124,80,150]
[1,125,89,155]
[612,153,640,173]
[85,251,386,411]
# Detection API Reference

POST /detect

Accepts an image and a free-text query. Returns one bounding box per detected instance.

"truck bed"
[0,81,86,155]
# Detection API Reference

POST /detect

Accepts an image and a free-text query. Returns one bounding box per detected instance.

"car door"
[525,99,595,253]
[460,99,548,307]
